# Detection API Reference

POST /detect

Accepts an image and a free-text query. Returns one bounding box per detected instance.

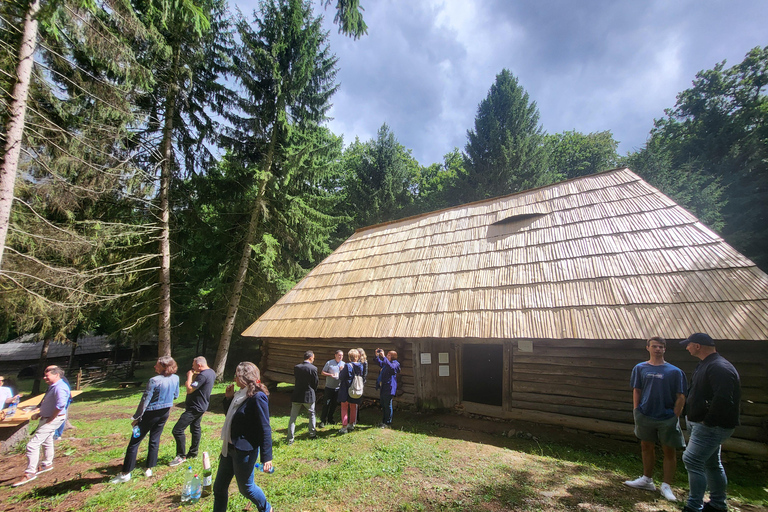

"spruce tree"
[212,0,343,378]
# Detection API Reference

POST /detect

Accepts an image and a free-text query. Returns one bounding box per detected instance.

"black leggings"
[122,407,170,473]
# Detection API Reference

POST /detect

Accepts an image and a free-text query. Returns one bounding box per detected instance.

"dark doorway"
[462,344,503,406]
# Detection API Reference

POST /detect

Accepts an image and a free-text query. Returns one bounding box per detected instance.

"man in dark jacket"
[680,333,741,512]
[287,351,319,444]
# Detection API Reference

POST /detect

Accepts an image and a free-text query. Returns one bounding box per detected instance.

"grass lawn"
[1,364,766,511]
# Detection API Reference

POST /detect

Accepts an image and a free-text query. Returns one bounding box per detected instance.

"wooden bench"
[118,381,143,388]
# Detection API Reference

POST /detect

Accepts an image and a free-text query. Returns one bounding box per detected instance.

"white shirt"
[220,388,247,457]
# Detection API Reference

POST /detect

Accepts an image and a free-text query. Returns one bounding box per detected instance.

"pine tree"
[458,69,551,203]
[212,0,343,378]
[0,0,159,340]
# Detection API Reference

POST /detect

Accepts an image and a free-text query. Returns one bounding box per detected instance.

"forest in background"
[1,0,766,377]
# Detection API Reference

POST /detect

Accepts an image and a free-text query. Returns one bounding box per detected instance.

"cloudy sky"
[236,0,767,166]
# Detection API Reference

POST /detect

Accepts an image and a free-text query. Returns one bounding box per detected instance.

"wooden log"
[510,392,628,412]
[508,398,634,423]
[512,381,630,403]
[513,363,628,381]
[512,373,628,393]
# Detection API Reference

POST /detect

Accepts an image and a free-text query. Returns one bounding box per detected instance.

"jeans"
[288,402,316,441]
[25,415,65,474]
[682,421,735,511]
[213,445,271,512]
[320,388,339,424]
[122,407,170,473]
[381,393,393,425]
[172,409,205,458]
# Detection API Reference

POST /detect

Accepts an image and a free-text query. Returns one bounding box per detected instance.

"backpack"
[349,372,364,399]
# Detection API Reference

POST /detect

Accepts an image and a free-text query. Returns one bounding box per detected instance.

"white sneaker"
[338,427,348,434]
[660,482,676,501]
[623,475,656,491]
[144,468,153,478]
[110,473,131,484]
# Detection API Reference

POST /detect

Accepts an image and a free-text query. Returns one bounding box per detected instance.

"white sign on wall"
[438,352,449,364]
[439,365,450,377]
[420,353,432,364]
[518,340,533,352]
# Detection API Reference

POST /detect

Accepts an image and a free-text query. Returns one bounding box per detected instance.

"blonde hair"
[356,348,367,363]
[348,348,360,362]
[235,362,269,397]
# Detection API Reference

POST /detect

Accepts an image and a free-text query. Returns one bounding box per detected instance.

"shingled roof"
[242,168,768,341]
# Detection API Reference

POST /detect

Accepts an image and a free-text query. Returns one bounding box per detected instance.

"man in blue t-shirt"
[624,336,686,502]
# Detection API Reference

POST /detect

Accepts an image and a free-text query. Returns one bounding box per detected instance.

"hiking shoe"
[624,475,656,491]
[287,439,294,445]
[110,473,131,484]
[318,422,325,429]
[338,427,348,434]
[660,482,676,501]
[309,433,317,439]
[37,464,54,474]
[169,456,186,467]
[348,424,355,432]
[12,474,37,487]
[702,503,727,512]
[144,468,153,478]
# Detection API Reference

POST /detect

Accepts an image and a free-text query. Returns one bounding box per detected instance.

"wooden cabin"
[242,168,768,457]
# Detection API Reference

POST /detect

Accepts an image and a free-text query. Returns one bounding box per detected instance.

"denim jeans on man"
[682,421,735,511]
[213,445,271,512]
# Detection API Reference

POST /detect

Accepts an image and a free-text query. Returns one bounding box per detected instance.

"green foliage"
[459,69,553,203]
[415,148,465,213]
[321,0,367,39]
[0,0,159,340]
[622,140,726,232]
[337,124,420,235]
[544,130,619,180]
[641,46,767,268]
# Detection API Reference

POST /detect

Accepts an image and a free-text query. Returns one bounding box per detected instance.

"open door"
[461,343,503,406]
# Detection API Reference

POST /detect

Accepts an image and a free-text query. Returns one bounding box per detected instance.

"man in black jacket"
[679,333,741,512]
[287,351,319,444]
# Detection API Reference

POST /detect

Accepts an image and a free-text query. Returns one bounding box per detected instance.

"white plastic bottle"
[181,466,195,503]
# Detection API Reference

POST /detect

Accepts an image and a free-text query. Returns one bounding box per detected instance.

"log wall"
[260,337,417,405]
[509,338,768,446]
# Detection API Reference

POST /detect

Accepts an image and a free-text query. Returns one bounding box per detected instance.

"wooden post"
[76,368,82,390]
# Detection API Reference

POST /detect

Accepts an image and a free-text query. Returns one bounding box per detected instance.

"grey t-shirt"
[322,359,345,389]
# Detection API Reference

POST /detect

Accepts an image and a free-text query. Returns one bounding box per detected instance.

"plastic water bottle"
[181,466,195,503]
[7,397,18,417]
[189,474,202,503]
[132,425,141,438]
[254,462,275,474]
[201,452,213,496]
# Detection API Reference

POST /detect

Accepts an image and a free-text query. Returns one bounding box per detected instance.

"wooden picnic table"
[0,390,83,428]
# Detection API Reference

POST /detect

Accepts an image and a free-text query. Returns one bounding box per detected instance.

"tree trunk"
[32,336,51,396]
[213,122,279,380]
[212,205,262,379]
[0,0,40,268]
[157,46,180,358]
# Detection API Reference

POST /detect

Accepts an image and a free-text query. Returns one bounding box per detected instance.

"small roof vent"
[487,212,545,239]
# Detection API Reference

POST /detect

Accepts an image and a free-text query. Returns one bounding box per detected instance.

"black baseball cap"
[680,333,715,347]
